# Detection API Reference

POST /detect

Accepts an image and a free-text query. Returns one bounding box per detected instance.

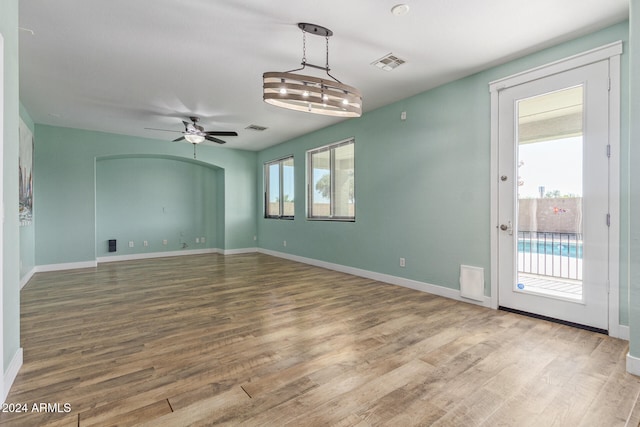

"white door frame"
[489,41,623,338]
[0,33,5,403]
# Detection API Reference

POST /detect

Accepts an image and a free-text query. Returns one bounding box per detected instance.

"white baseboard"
[97,248,220,263]
[627,352,640,377]
[2,348,23,404]
[36,260,98,273]
[32,248,258,273]
[20,268,36,290]
[257,248,491,308]
[222,247,259,255]
[616,325,630,341]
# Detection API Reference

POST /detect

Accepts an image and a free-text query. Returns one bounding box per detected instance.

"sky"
[268,164,295,202]
[517,136,583,199]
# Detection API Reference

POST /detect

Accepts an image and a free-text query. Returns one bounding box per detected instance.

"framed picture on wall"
[19,118,33,226]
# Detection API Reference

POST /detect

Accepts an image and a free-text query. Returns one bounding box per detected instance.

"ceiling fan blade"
[205,131,238,136]
[205,135,226,144]
[172,136,185,142]
[144,127,182,133]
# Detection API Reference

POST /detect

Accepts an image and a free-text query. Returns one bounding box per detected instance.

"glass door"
[497,60,610,331]
[516,86,584,301]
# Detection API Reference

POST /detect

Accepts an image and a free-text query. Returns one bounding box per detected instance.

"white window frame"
[264,155,294,219]
[306,138,355,221]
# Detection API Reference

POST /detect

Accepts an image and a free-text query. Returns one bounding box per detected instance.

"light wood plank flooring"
[3,253,639,426]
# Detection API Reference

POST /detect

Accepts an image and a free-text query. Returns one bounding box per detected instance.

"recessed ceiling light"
[391,4,410,16]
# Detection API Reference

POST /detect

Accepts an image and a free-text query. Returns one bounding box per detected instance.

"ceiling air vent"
[371,53,406,71]
[245,124,268,131]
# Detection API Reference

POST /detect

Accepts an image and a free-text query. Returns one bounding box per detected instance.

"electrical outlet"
[400,257,406,267]
[162,239,168,246]
[283,240,287,247]
[129,241,134,248]
[196,238,200,243]
[201,237,205,243]
[253,235,257,241]
[143,240,148,247]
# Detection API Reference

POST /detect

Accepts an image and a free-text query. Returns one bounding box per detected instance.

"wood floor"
[3,253,639,426]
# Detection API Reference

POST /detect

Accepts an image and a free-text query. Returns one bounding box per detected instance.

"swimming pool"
[518,240,582,259]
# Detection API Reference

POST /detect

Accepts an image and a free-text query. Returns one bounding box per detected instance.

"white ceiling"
[18,0,628,151]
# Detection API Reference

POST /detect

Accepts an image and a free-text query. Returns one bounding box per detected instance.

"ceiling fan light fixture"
[184,134,205,144]
[263,23,362,118]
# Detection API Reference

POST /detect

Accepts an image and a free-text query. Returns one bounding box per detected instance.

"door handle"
[500,221,513,235]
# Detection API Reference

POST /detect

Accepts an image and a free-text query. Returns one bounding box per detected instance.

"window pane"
[267,162,280,217]
[516,86,583,300]
[282,157,294,216]
[307,139,355,220]
[265,157,294,219]
[333,143,354,218]
[311,150,331,217]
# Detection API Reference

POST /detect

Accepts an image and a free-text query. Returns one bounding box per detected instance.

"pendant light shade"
[263,23,362,117]
[263,72,362,117]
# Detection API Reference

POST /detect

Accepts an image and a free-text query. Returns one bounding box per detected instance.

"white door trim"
[0,33,5,403]
[489,41,622,92]
[489,41,623,338]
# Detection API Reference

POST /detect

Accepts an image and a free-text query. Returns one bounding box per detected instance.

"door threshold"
[498,306,608,335]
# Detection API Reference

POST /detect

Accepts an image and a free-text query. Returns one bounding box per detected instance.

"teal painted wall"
[257,23,630,325]
[1,0,21,373]
[96,156,220,257]
[13,11,636,380]
[19,104,35,281]
[628,0,640,358]
[34,125,257,266]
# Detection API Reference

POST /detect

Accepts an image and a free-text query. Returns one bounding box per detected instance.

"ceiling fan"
[146,116,238,145]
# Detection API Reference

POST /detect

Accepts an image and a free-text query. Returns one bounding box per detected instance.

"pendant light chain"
[324,34,341,83]
[301,29,307,65]
[325,35,330,70]
[263,22,362,117]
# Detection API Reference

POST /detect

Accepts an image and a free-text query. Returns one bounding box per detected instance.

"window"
[264,156,294,219]
[307,138,355,220]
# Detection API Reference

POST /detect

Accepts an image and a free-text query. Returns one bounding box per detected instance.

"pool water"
[518,240,582,259]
